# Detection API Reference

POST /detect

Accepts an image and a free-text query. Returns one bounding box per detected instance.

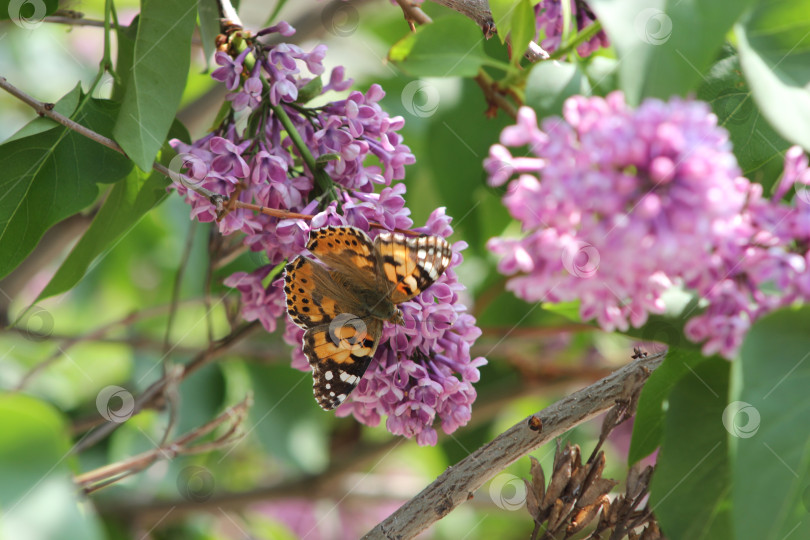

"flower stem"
[549,21,603,60]
[270,102,335,197]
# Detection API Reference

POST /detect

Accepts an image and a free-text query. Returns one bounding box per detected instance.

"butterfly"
[284,225,452,410]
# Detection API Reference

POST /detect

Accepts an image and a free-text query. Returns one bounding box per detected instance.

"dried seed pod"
[567,499,604,535]
[580,477,618,508]
[529,455,546,505]
[582,451,607,496]
[640,521,662,540]
[544,449,574,508]
[525,478,540,518]
[546,497,567,532]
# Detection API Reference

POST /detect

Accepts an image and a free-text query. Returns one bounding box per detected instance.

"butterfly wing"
[374,232,453,304]
[306,225,379,285]
[303,316,383,410]
[284,256,349,329]
[285,245,382,410]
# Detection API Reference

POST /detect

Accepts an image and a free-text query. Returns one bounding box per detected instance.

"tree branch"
[72,321,261,453]
[429,0,494,36]
[362,351,666,539]
[77,395,251,494]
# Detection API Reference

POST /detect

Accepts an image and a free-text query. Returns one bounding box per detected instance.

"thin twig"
[72,321,261,453]
[395,0,432,26]
[0,77,222,204]
[13,303,197,390]
[474,72,518,119]
[77,395,251,494]
[362,351,666,539]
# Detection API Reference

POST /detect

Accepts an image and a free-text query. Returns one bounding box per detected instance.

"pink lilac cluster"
[284,207,486,446]
[535,0,609,57]
[485,91,810,358]
[170,23,485,442]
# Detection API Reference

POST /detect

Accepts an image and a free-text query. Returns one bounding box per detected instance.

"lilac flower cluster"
[486,91,810,358]
[282,207,485,446]
[170,23,484,443]
[535,0,609,57]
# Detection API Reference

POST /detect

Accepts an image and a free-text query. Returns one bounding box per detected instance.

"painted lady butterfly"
[284,225,452,410]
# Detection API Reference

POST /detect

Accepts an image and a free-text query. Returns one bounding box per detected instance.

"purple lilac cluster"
[486,91,810,358]
[535,0,609,57]
[170,23,485,443]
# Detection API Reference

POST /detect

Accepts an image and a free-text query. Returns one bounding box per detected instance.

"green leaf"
[389,16,508,77]
[36,167,169,301]
[315,152,341,164]
[176,363,226,435]
[650,358,732,539]
[0,0,58,21]
[509,0,535,66]
[296,75,323,104]
[489,0,518,43]
[589,0,756,104]
[736,0,810,151]
[197,0,220,70]
[629,348,709,464]
[5,87,82,143]
[582,57,619,96]
[113,15,139,103]
[540,300,581,322]
[731,307,810,540]
[697,49,791,187]
[0,394,104,540]
[525,61,591,118]
[425,80,512,250]
[0,95,132,280]
[113,0,196,171]
[248,363,329,473]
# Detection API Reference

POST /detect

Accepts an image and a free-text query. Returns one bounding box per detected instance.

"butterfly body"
[284,225,452,410]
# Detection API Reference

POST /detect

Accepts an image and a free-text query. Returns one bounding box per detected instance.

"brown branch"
[429,0,494,36]
[14,302,197,390]
[395,0,432,27]
[72,321,261,453]
[0,77,222,204]
[362,351,667,539]
[98,436,402,521]
[77,395,251,494]
[474,72,518,119]
[233,202,424,236]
